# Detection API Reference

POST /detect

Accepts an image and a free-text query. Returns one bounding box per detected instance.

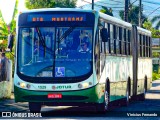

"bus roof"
[99,12,132,29]
[99,12,151,36]
[19,8,95,14]
[137,27,151,36]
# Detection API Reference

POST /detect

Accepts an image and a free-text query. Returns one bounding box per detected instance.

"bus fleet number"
[38,86,46,89]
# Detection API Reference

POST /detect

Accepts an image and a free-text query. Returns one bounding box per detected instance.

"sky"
[0,0,16,24]
[0,0,159,25]
[0,0,27,25]
[79,0,160,20]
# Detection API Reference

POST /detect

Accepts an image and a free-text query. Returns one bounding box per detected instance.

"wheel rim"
[105,91,109,110]
[144,87,146,98]
[126,90,129,102]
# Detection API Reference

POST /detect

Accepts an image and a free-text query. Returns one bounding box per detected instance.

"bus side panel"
[99,55,133,101]
[138,58,152,94]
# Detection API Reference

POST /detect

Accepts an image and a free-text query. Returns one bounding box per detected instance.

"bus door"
[95,29,100,80]
[132,25,138,96]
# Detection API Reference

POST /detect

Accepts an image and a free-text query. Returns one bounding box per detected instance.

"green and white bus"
[13,8,152,112]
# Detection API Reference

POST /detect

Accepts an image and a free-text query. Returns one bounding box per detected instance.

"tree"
[143,21,160,38]
[55,0,76,8]
[119,5,147,26]
[0,11,8,40]
[100,6,113,16]
[0,0,18,50]
[25,0,77,9]
[151,15,160,30]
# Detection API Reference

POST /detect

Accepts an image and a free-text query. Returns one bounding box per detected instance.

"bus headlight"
[20,82,26,88]
[78,82,92,89]
[83,83,89,88]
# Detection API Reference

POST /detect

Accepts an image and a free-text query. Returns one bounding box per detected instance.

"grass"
[152,70,160,81]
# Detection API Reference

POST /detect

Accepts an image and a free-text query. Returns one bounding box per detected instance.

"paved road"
[0,80,160,119]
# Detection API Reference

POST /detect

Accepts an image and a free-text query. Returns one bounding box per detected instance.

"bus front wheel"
[29,102,41,113]
[96,79,110,113]
[96,91,109,113]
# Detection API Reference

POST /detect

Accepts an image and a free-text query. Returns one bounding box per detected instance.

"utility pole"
[92,0,94,10]
[139,0,142,27]
[124,0,129,22]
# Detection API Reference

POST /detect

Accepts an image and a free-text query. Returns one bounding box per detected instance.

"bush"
[152,72,160,81]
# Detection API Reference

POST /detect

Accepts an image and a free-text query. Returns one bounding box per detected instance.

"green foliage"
[143,21,160,38]
[119,5,147,25]
[100,6,113,16]
[0,18,8,39]
[25,0,77,9]
[152,72,160,81]
[25,0,55,9]
[152,52,159,58]
[151,15,160,30]
[55,0,77,8]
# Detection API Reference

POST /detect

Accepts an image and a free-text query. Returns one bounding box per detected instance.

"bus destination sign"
[28,14,86,22]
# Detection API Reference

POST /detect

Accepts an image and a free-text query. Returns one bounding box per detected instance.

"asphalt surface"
[0,80,160,119]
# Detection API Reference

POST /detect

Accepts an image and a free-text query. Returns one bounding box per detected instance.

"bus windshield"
[18,27,93,79]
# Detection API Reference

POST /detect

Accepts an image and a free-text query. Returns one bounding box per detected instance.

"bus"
[13,8,152,113]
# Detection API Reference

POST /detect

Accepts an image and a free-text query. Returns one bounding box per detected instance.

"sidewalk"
[146,80,160,99]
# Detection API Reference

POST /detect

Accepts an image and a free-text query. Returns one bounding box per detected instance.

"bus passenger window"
[138,34,140,57]
[119,27,122,54]
[139,34,142,57]
[126,29,128,55]
[146,36,149,57]
[128,30,131,55]
[113,25,116,54]
[116,26,119,54]
[107,23,111,53]
[149,37,151,57]
[110,24,114,54]
[143,35,146,57]
[123,29,127,55]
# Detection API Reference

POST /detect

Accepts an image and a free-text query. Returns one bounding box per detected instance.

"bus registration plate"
[48,93,62,99]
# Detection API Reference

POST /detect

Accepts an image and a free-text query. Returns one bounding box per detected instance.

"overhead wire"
[79,0,160,19]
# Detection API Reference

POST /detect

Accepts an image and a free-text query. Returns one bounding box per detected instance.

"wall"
[0,60,12,99]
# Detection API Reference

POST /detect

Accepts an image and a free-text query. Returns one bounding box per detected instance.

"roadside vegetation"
[152,71,160,81]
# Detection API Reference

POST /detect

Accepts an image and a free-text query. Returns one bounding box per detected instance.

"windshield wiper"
[56,26,76,54]
[59,26,76,42]
[36,27,46,48]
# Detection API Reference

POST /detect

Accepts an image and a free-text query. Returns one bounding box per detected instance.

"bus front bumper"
[14,84,105,105]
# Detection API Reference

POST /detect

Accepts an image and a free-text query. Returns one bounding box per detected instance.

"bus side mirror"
[100,28,108,42]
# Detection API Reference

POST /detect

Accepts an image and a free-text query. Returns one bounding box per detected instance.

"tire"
[125,85,129,106]
[29,102,41,113]
[140,77,147,101]
[96,79,110,113]
[96,91,109,113]
[123,78,130,106]
[142,83,147,101]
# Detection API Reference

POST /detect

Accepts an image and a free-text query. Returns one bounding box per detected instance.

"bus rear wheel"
[29,102,41,113]
[140,77,147,101]
[124,79,130,106]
